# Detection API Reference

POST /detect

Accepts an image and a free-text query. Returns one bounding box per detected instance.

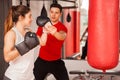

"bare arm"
[4,30,20,62]
[53,31,66,40]
[47,26,67,40]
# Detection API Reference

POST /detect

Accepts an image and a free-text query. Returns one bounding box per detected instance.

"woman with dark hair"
[3,5,47,80]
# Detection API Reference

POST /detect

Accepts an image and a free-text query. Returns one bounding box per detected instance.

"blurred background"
[0,0,120,80]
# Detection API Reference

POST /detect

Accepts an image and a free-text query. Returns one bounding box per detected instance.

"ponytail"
[4,5,30,35]
[4,6,14,35]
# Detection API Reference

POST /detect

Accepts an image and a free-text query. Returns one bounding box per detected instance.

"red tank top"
[36,22,67,61]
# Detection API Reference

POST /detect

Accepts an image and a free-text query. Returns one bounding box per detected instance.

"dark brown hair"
[50,3,62,12]
[4,5,30,35]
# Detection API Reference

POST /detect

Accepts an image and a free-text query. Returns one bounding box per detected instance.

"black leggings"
[33,57,69,80]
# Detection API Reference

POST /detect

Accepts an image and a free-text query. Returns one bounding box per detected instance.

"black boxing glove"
[36,5,52,27]
[15,31,39,56]
[36,16,51,27]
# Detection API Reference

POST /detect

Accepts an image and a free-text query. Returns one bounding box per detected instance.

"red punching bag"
[87,0,119,72]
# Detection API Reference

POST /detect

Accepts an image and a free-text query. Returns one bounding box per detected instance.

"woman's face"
[22,11,33,27]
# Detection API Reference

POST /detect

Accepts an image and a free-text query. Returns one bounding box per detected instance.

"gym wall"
[0,0,12,79]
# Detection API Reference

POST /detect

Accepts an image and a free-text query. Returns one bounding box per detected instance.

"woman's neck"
[15,22,26,36]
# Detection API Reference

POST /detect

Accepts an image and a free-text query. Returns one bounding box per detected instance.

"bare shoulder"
[4,30,16,41]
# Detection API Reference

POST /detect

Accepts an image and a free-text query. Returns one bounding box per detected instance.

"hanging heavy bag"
[87,0,119,72]
[36,4,51,27]
[66,12,71,22]
[53,0,58,4]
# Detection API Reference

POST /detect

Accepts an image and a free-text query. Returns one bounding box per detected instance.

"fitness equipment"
[26,0,30,7]
[20,0,23,5]
[66,9,71,22]
[15,32,39,55]
[87,0,119,72]
[70,70,120,80]
[53,0,58,4]
[36,0,51,27]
